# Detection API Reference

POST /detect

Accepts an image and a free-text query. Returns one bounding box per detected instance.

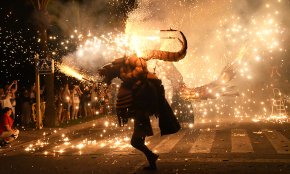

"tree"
[30,0,57,127]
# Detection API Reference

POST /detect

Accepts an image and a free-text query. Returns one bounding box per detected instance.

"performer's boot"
[144,152,159,170]
[131,136,159,170]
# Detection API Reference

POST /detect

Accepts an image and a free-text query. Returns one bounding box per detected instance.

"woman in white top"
[60,84,71,123]
[71,85,82,120]
[3,81,17,119]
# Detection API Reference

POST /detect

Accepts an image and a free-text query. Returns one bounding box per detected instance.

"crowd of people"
[55,82,118,124]
[0,80,19,145]
[0,80,118,145]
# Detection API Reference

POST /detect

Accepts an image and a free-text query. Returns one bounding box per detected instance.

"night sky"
[1,0,290,123]
[0,0,36,86]
[1,0,290,90]
[0,0,135,88]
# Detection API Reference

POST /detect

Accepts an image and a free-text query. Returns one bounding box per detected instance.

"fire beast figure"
[98,30,187,170]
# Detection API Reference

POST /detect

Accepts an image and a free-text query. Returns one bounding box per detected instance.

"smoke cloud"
[48,0,132,73]
[125,0,290,121]
[52,0,290,121]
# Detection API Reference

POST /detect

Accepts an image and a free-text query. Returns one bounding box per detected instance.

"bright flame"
[58,64,84,80]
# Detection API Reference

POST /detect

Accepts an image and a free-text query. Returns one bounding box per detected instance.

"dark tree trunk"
[35,8,57,127]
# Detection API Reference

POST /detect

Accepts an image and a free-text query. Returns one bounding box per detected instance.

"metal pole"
[35,54,43,129]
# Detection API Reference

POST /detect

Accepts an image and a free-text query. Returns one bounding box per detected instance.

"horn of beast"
[143,30,187,62]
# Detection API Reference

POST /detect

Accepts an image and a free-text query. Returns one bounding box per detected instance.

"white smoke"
[50,0,290,121]
[125,0,290,121]
[49,0,128,74]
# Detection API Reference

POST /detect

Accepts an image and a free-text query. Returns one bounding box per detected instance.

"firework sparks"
[1,0,289,124]
[57,64,84,81]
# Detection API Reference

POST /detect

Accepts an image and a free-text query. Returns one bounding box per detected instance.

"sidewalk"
[1,115,116,152]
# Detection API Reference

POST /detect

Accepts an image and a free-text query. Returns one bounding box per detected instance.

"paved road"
[1,116,290,174]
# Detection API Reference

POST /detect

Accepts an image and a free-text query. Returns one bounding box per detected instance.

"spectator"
[29,84,36,104]
[9,80,18,117]
[20,88,32,125]
[90,83,98,116]
[60,84,71,123]
[0,107,19,146]
[108,83,118,115]
[80,86,91,118]
[0,88,5,109]
[29,84,37,123]
[2,81,17,119]
[56,87,64,124]
[103,87,110,115]
[98,84,107,115]
[71,85,82,120]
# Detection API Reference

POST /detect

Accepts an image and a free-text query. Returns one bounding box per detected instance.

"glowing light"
[58,149,64,153]
[57,64,84,81]
[76,143,85,149]
[267,114,288,122]
[63,142,70,146]
[104,121,109,127]
[100,143,106,148]
[255,56,261,61]
[252,118,260,122]
[4,0,284,127]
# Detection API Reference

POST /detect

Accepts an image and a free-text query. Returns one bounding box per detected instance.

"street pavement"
[1,115,290,174]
